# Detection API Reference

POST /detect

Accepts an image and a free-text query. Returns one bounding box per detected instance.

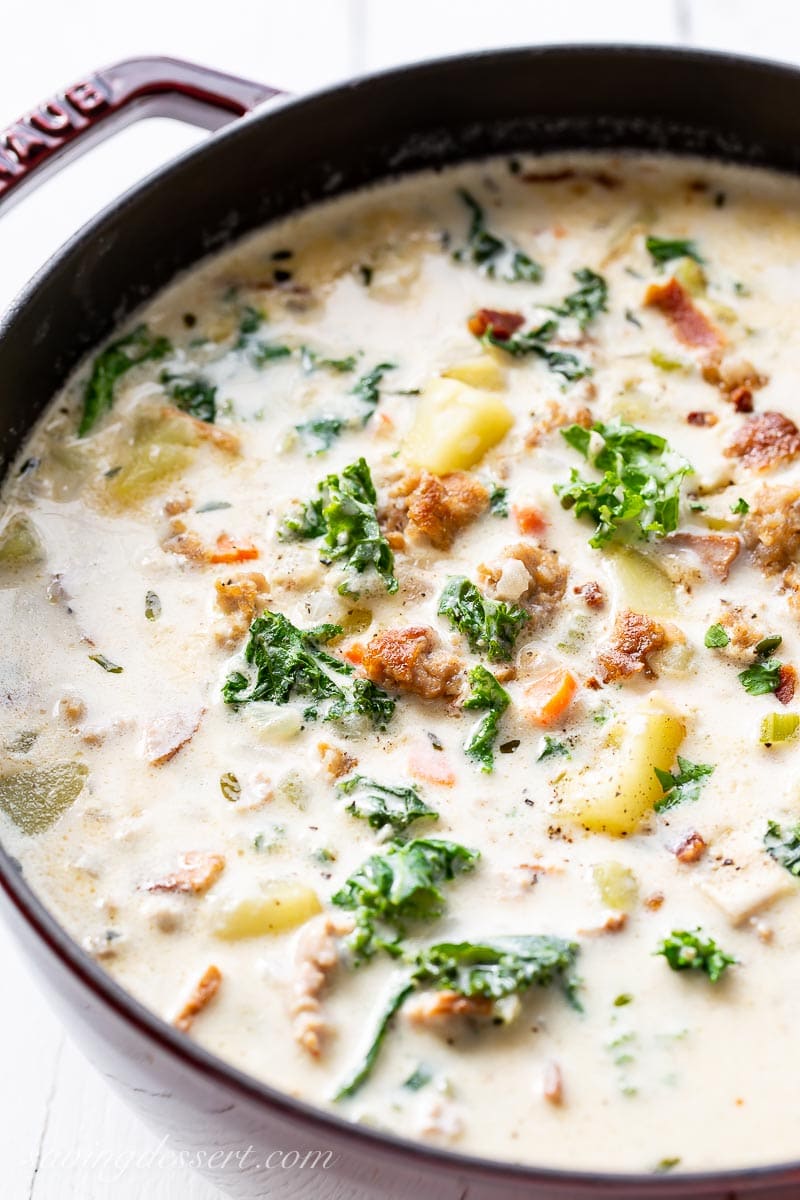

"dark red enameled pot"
[2,46,800,1199]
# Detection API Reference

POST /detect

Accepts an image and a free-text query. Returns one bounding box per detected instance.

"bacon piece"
[644,277,723,351]
[724,411,800,471]
[405,471,488,549]
[675,832,707,864]
[174,964,222,1033]
[143,708,204,766]
[144,851,225,895]
[405,990,494,1023]
[686,411,718,427]
[777,665,797,706]
[574,580,605,609]
[363,626,462,699]
[598,609,669,683]
[467,308,524,340]
[664,532,741,581]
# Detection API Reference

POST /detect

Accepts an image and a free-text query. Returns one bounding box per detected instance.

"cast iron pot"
[1,45,799,1200]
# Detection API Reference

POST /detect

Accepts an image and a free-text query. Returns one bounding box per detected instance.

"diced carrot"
[512,504,548,536]
[342,642,365,666]
[524,668,578,727]
[209,534,259,564]
[408,742,456,787]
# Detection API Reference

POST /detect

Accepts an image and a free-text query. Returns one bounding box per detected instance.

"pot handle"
[0,56,282,213]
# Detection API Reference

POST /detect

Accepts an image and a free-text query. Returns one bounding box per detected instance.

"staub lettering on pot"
[0,76,110,194]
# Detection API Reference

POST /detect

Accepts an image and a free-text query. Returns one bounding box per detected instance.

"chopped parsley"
[350,362,396,424]
[755,634,782,658]
[455,189,542,282]
[337,775,437,834]
[222,611,394,728]
[731,496,750,515]
[161,371,217,424]
[653,757,714,812]
[331,838,479,962]
[704,623,730,649]
[79,325,172,435]
[656,929,736,983]
[645,236,704,267]
[462,666,511,772]
[555,420,691,548]
[764,819,800,875]
[280,458,397,595]
[738,658,782,696]
[549,267,608,329]
[438,576,528,662]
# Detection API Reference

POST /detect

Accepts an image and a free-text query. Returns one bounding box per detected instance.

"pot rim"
[3,40,800,1193]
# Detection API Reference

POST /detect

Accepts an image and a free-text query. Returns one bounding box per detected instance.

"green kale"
[645,236,704,267]
[411,935,581,1008]
[455,189,543,283]
[704,623,730,649]
[337,774,438,833]
[488,483,509,516]
[79,325,172,435]
[537,735,569,762]
[279,458,397,595]
[764,819,800,876]
[550,268,608,329]
[236,307,291,365]
[738,657,782,696]
[402,1064,433,1091]
[462,665,510,772]
[653,757,714,812]
[161,372,217,424]
[655,929,736,983]
[730,497,750,515]
[294,416,346,455]
[335,934,580,1100]
[222,611,394,728]
[483,318,589,381]
[237,306,264,337]
[300,346,358,374]
[351,362,396,423]
[555,419,691,548]
[438,576,528,662]
[331,837,479,962]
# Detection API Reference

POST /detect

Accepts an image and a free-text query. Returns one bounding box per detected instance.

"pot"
[1,45,799,1199]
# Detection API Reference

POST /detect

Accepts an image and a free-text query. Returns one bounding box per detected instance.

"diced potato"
[0,513,44,568]
[211,881,321,939]
[567,701,686,836]
[442,355,506,392]
[594,861,639,910]
[403,378,514,473]
[609,547,677,617]
[242,702,303,743]
[0,763,88,835]
[108,409,198,504]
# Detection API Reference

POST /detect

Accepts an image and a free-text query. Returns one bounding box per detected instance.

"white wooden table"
[1,2,798,1196]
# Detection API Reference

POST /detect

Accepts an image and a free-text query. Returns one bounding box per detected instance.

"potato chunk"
[567,703,686,836]
[0,514,44,569]
[108,410,198,504]
[211,881,321,939]
[0,763,88,835]
[442,355,506,392]
[609,547,676,617]
[404,378,513,473]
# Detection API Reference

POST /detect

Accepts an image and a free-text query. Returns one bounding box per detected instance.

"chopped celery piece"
[760,713,800,745]
[0,763,88,834]
[649,349,686,372]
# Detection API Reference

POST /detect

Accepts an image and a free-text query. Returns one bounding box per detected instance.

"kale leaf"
[455,189,543,283]
[537,735,569,762]
[331,837,479,961]
[80,325,172,435]
[161,372,217,424]
[653,757,714,813]
[646,236,704,267]
[236,306,291,365]
[483,318,589,381]
[462,665,510,772]
[294,416,347,455]
[764,819,800,876]
[550,267,608,329]
[351,363,396,424]
[337,774,438,834]
[280,457,397,595]
[222,611,394,728]
[488,483,509,517]
[655,929,736,983]
[411,935,582,1008]
[438,576,528,662]
[555,419,692,548]
[300,346,357,374]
